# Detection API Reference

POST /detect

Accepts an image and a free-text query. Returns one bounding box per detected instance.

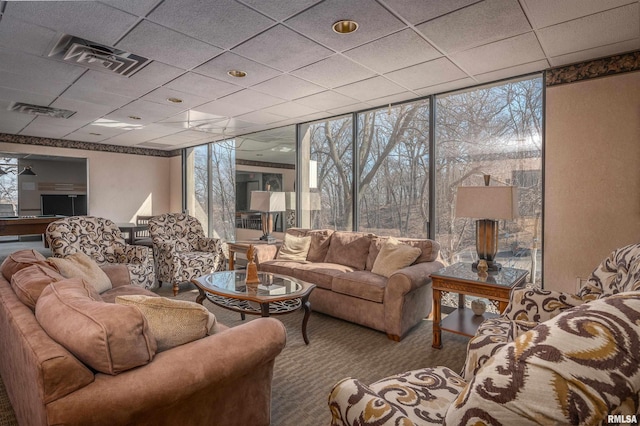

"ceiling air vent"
[48,34,150,77]
[8,102,76,119]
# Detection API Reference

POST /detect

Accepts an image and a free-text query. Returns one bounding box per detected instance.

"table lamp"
[250,190,285,244]
[455,175,518,271]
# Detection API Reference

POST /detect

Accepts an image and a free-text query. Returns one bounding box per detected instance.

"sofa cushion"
[366,237,440,270]
[35,278,157,375]
[295,263,356,290]
[445,293,640,425]
[306,229,334,262]
[10,263,65,310]
[332,271,387,303]
[371,237,422,278]
[48,251,112,294]
[1,249,48,281]
[100,285,159,303]
[324,232,371,270]
[259,259,304,277]
[115,295,216,352]
[277,233,311,262]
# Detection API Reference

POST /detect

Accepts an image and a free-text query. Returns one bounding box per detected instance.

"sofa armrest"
[328,378,411,426]
[386,260,446,295]
[253,244,280,267]
[46,317,287,426]
[99,264,131,288]
[503,288,585,322]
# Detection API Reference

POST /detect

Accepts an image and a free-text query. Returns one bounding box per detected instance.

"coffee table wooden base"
[197,288,313,344]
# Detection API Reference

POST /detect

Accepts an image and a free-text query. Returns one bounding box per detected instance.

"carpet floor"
[0,242,469,426]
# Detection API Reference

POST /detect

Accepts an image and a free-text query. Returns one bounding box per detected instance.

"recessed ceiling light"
[167,97,183,104]
[227,70,247,78]
[128,115,141,120]
[332,20,359,34]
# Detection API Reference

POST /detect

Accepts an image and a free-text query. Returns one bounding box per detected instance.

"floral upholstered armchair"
[148,213,227,296]
[329,292,640,425]
[461,242,640,380]
[45,216,156,289]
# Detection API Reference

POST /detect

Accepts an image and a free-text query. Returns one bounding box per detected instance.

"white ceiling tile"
[0,70,68,98]
[140,87,211,109]
[385,58,467,90]
[326,102,372,116]
[0,87,56,108]
[286,0,405,52]
[292,55,375,88]
[416,0,531,54]
[98,0,161,17]
[235,110,286,125]
[451,32,545,75]
[0,17,57,56]
[415,78,476,97]
[194,100,255,118]
[117,20,222,70]
[218,89,286,109]
[232,25,333,72]
[252,75,325,100]
[261,102,321,118]
[50,98,115,121]
[60,86,135,109]
[521,0,635,28]
[72,62,184,98]
[165,72,242,100]
[0,112,33,133]
[239,0,321,21]
[366,92,421,108]
[148,0,274,49]
[0,48,85,91]
[3,1,138,46]
[537,4,640,57]
[106,99,186,124]
[548,39,640,67]
[159,111,227,131]
[334,77,406,101]
[295,91,360,110]
[383,0,482,25]
[474,59,548,83]
[19,122,76,139]
[194,52,282,86]
[63,130,116,143]
[344,29,441,74]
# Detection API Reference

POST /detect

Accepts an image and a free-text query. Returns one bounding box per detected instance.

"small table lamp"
[250,191,285,244]
[455,175,518,271]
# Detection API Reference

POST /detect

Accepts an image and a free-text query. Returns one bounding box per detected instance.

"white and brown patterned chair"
[461,242,640,380]
[148,213,226,296]
[45,215,156,289]
[329,291,640,425]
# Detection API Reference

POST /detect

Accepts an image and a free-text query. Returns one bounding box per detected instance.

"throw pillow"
[48,251,112,294]
[10,263,65,310]
[277,234,312,262]
[115,295,216,352]
[371,237,422,278]
[0,249,48,281]
[35,278,156,375]
[324,232,371,270]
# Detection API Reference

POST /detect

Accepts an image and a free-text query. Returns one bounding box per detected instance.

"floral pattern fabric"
[462,242,640,381]
[148,213,226,295]
[45,216,156,289]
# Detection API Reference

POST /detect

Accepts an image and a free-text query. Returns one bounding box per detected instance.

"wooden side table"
[431,263,528,349]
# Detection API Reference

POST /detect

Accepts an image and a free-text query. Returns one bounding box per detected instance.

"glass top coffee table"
[191,270,316,344]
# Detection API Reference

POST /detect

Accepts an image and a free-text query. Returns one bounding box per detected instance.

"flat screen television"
[41,194,87,216]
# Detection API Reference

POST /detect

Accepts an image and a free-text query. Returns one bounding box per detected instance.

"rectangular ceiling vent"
[48,34,150,77]
[8,102,76,119]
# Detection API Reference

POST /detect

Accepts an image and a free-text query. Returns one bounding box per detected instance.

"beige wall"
[544,71,640,293]
[0,142,178,223]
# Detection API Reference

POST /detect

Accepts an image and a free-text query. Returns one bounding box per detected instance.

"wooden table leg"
[301,295,312,345]
[432,289,442,349]
[498,300,509,313]
[228,247,235,270]
[196,287,206,305]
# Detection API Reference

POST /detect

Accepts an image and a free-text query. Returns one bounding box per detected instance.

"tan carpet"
[0,282,469,426]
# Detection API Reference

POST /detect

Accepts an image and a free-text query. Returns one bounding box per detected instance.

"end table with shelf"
[430,262,528,349]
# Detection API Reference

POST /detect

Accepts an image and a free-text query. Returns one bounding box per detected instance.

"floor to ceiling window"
[435,75,543,284]
[0,157,17,218]
[357,100,431,237]
[299,115,353,230]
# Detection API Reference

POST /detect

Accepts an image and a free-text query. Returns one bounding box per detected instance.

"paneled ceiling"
[0,0,638,152]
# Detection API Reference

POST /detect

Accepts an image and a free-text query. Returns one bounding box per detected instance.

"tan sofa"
[0,249,286,426]
[255,229,444,341]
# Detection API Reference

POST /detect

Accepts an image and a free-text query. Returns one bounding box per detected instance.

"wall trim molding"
[0,133,181,157]
[546,50,640,87]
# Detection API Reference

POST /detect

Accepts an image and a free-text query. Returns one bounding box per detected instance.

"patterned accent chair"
[45,216,156,289]
[148,213,226,296]
[329,292,640,425]
[461,242,640,380]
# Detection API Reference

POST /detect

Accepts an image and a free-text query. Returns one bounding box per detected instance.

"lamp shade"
[455,186,519,220]
[250,191,285,212]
